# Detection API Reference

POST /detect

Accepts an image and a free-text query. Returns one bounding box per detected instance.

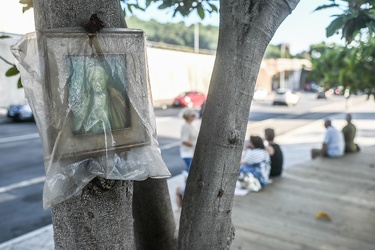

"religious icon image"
[67,55,131,135]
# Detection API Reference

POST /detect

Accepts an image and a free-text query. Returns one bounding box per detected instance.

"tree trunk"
[52,180,135,249]
[178,0,299,249]
[33,0,176,249]
[133,179,177,249]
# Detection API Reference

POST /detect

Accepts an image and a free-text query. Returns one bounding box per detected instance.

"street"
[0,93,350,243]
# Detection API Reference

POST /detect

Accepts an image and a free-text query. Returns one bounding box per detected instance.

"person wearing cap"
[180,109,198,172]
[176,109,198,208]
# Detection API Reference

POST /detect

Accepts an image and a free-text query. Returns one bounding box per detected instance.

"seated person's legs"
[311,149,321,159]
[176,187,183,208]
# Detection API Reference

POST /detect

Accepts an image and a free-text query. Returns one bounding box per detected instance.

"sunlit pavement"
[0,98,374,249]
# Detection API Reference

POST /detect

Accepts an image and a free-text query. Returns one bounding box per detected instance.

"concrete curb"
[0,225,53,250]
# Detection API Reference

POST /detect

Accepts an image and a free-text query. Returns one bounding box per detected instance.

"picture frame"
[40,29,150,161]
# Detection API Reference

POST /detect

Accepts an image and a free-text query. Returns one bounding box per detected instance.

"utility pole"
[280,43,286,89]
[194,22,199,54]
[193,22,200,91]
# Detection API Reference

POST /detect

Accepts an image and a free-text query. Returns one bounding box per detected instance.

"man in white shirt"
[311,119,344,159]
[180,109,198,172]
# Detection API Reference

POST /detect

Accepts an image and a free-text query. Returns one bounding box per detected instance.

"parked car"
[272,89,300,106]
[199,100,206,118]
[317,88,331,99]
[253,88,268,101]
[172,91,206,108]
[7,103,34,121]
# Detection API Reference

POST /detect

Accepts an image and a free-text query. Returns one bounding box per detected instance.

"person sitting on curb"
[342,113,360,153]
[264,128,284,178]
[238,135,271,191]
[311,119,345,159]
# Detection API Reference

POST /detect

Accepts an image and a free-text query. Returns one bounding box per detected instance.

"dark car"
[316,88,331,99]
[172,91,206,108]
[199,100,206,118]
[7,103,34,121]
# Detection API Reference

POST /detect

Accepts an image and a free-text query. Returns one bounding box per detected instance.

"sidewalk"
[2,146,374,250]
[1,99,374,249]
[231,145,375,249]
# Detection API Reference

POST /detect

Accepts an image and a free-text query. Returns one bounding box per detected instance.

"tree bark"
[33,0,176,249]
[52,180,135,249]
[133,179,177,249]
[178,0,299,249]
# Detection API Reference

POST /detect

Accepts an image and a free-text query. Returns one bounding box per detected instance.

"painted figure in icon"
[70,64,128,135]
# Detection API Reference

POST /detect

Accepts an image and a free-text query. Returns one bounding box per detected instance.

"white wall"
[147,48,214,102]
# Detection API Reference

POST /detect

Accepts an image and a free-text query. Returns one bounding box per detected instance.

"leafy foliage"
[121,0,218,18]
[315,0,375,43]
[309,39,375,98]
[313,1,375,99]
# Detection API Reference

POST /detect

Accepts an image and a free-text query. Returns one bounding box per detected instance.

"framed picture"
[40,29,150,161]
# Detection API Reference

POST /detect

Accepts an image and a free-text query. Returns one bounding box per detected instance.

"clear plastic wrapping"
[11,28,171,209]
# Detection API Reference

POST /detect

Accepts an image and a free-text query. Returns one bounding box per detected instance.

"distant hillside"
[126,16,309,59]
[126,16,218,51]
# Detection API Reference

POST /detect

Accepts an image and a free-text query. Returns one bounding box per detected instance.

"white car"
[253,88,268,101]
[272,89,300,106]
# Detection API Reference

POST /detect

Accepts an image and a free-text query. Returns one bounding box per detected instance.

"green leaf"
[326,15,344,37]
[197,5,205,19]
[127,4,133,14]
[342,17,366,43]
[209,3,218,12]
[146,0,154,7]
[17,78,23,88]
[5,66,19,77]
[158,3,171,10]
[313,4,339,12]
[132,4,145,11]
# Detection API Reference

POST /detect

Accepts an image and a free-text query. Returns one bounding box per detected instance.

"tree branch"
[0,56,15,66]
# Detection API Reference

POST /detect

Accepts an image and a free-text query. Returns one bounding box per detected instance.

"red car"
[172,91,206,107]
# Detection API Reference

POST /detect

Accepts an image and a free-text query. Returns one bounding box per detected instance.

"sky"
[128,0,345,54]
[1,0,344,54]
[0,0,35,35]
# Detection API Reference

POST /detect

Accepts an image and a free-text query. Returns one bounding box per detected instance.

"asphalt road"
[0,92,346,243]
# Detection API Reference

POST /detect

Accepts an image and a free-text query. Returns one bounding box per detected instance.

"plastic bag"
[11,28,171,209]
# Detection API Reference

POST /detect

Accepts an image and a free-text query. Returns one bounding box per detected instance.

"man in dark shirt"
[264,128,284,177]
[342,113,360,153]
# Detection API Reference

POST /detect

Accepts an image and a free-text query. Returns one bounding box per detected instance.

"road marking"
[0,140,177,194]
[0,133,40,144]
[156,117,177,122]
[0,141,179,194]
[0,176,45,194]
[160,141,180,150]
[0,193,17,203]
